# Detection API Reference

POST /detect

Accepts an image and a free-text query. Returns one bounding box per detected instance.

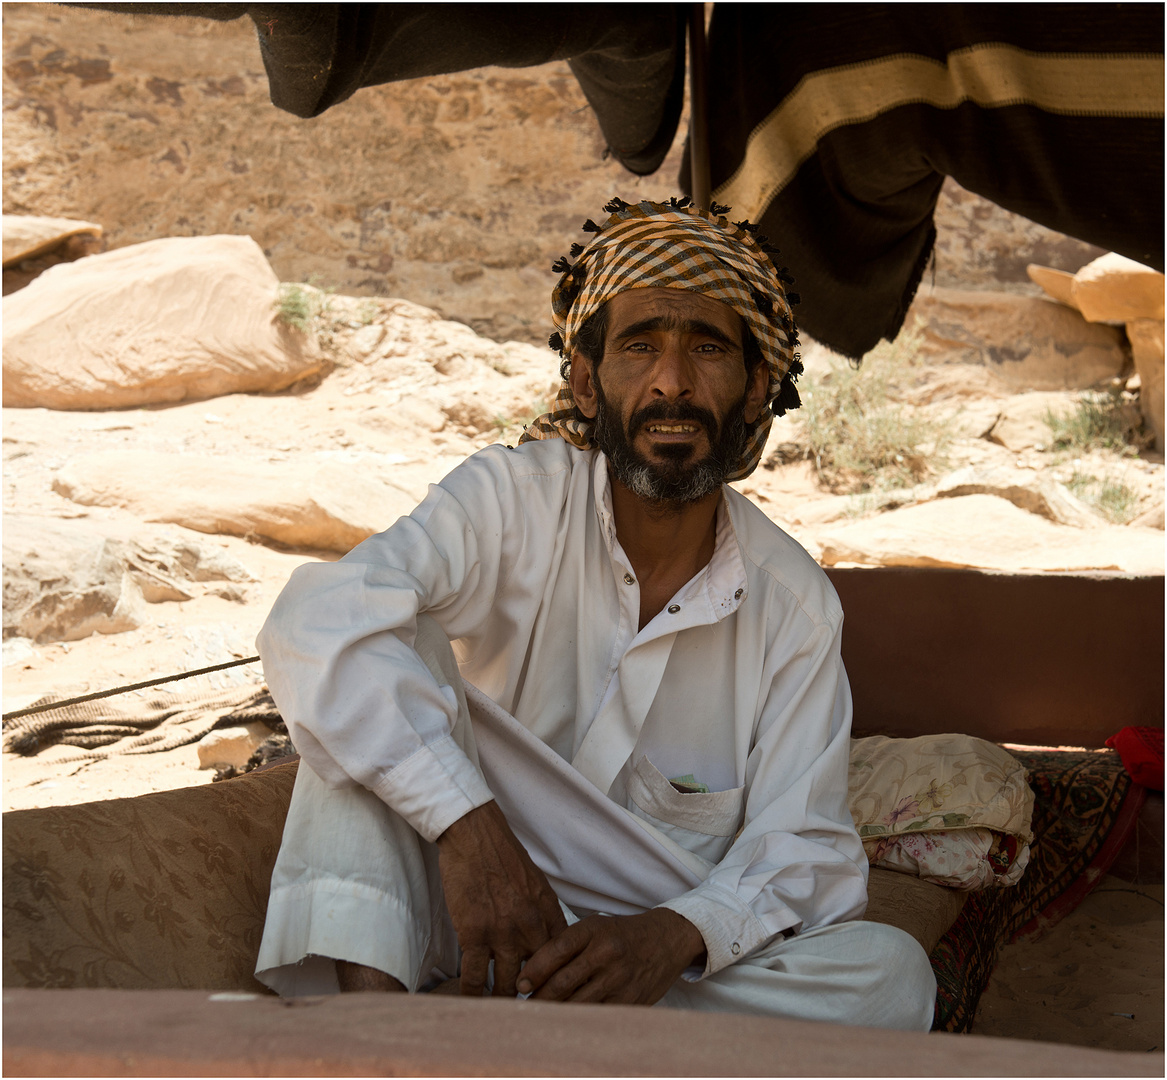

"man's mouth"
[644,423,701,435]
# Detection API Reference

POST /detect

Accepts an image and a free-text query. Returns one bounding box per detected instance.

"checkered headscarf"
[519,197,802,482]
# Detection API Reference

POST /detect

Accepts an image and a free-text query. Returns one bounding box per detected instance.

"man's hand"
[436,800,567,997]
[515,908,706,1005]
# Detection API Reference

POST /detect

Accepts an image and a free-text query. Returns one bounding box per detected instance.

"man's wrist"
[653,907,707,968]
[435,799,500,852]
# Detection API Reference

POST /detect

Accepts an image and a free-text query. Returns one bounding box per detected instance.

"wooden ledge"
[3,988,1162,1077]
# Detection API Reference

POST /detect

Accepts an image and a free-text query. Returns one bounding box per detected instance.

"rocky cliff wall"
[3,3,1103,345]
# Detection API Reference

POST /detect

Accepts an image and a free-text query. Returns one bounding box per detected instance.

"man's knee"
[847,921,937,1030]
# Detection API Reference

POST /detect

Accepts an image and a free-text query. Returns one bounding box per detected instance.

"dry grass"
[274,281,328,333]
[1066,470,1141,524]
[792,329,952,493]
[1045,390,1148,456]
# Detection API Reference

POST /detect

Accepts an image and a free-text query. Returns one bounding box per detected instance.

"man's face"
[571,288,768,504]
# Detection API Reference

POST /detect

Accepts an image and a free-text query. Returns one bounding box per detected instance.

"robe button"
[623,573,635,585]
[734,588,743,599]
[667,604,680,614]
[731,942,741,955]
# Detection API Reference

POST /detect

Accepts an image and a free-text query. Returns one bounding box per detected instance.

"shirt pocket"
[626,755,746,864]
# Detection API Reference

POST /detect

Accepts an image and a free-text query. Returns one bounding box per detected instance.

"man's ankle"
[336,959,407,992]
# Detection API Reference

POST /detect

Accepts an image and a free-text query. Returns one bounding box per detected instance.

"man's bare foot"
[336,960,407,992]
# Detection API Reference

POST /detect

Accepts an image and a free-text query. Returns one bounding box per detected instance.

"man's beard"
[592,378,751,506]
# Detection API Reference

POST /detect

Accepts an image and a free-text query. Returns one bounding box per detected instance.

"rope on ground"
[2,655,262,723]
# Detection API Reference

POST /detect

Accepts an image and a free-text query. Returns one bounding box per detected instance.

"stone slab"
[816,495,1164,574]
[3,989,1161,1077]
[1,213,103,266]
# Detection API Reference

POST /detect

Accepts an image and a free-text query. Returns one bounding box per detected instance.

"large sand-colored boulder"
[1070,253,1165,324]
[908,288,1125,390]
[3,516,145,643]
[816,495,1164,574]
[2,516,260,643]
[2,235,323,409]
[52,451,418,554]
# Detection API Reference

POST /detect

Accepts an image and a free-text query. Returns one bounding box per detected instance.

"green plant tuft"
[792,328,950,493]
[1045,390,1144,456]
[1065,470,1140,523]
[275,276,335,335]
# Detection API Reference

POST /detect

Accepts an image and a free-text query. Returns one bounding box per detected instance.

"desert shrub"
[794,330,950,492]
[1065,470,1140,523]
[1045,390,1145,455]
[274,278,333,335]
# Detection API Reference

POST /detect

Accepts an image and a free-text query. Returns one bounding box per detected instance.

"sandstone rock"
[1,213,102,266]
[0,517,258,644]
[1070,253,1165,323]
[2,235,324,409]
[3,516,145,643]
[52,452,419,553]
[909,288,1126,390]
[945,399,1002,440]
[128,534,256,585]
[1130,503,1165,530]
[205,584,249,603]
[1126,318,1165,453]
[815,495,1164,574]
[196,722,270,770]
[935,466,1101,526]
[1026,264,1076,309]
[3,638,38,668]
[987,393,1075,451]
[933,177,1105,291]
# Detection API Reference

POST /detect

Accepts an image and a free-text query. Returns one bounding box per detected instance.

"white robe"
[257,440,872,977]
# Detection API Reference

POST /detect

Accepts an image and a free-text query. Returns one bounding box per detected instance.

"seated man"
[254,198,937,1027]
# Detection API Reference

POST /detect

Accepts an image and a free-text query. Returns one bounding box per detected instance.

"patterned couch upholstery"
[2,758,965,992]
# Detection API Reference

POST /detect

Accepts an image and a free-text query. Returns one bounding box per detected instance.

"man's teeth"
[647,423,699,433]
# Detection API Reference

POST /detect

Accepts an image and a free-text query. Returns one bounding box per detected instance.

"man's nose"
[649,339,695,400]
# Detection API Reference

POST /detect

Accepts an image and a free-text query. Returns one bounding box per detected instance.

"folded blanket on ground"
[2,685,281,759]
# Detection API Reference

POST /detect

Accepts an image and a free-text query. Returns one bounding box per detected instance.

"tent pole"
[687,3,711,211]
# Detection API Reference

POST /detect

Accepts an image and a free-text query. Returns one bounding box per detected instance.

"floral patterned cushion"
[849,734,1035,890]
[2,761,298,991]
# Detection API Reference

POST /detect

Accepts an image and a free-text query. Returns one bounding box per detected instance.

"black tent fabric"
[693,4,1165,357]
[67,3,1164,360]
